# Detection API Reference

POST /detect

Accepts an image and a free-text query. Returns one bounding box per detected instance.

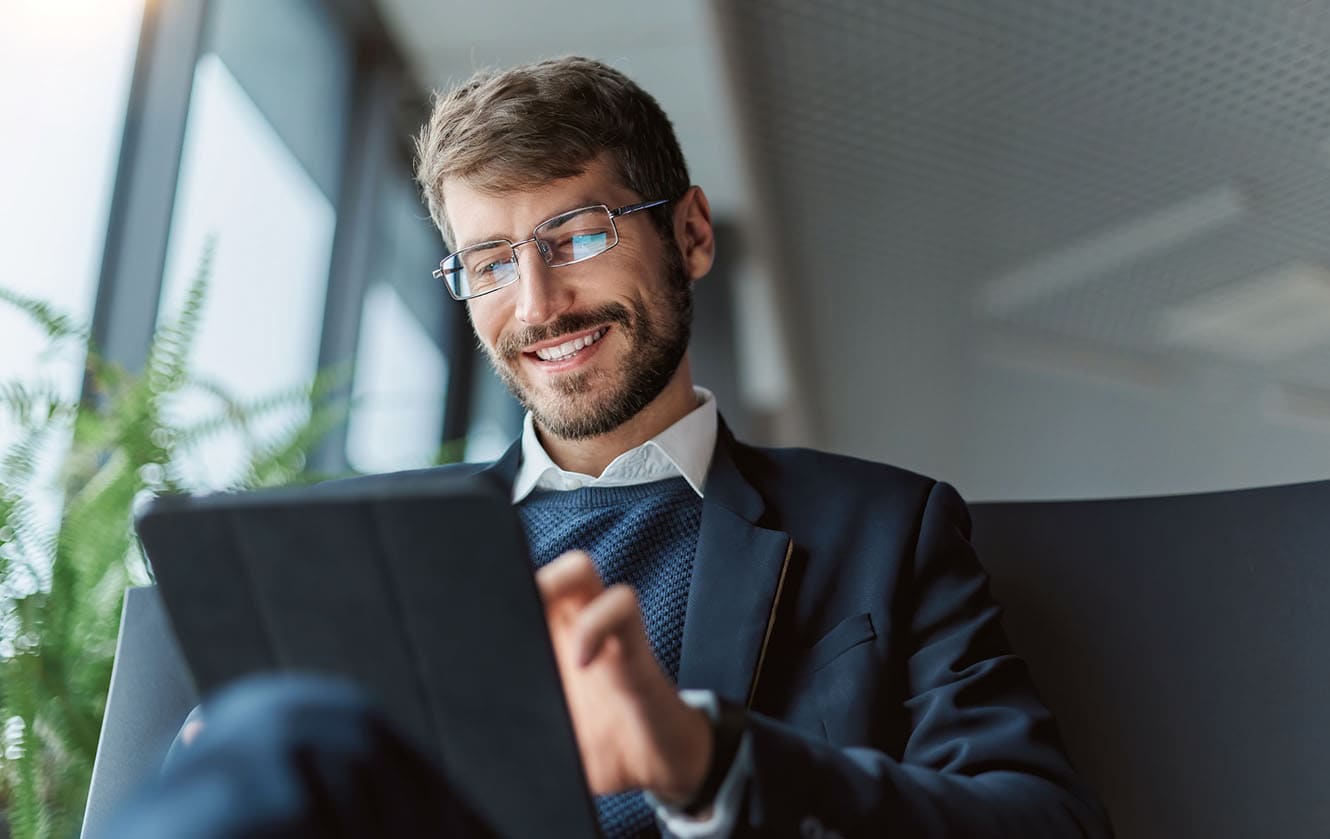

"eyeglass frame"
[432,198,672,301]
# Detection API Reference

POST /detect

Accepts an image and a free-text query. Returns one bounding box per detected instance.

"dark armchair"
[80,480,1330,837]
[971,479,1330,838]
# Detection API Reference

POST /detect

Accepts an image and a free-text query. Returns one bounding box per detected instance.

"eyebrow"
[456,196,606,250]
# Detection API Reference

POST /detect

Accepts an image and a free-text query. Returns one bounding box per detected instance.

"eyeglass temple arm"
[609,198,671,218]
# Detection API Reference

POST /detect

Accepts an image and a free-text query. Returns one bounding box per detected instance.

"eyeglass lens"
[439,206,620,299]
[534,206,617,266]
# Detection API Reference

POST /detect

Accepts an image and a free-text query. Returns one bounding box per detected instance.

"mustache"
[496,303,633,361]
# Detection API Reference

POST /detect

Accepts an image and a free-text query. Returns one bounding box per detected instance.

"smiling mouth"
[525,327,609,364]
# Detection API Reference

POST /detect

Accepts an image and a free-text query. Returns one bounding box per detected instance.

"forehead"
[442,156,638,249]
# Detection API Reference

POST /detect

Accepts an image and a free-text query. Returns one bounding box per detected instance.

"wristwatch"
[680,695,748,817]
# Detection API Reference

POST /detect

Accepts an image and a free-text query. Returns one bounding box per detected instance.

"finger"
[573,583,644,667]
[536,550,603,608]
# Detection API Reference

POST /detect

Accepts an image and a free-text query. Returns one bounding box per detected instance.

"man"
[116,56,1111,838]
[405,56,1109,837]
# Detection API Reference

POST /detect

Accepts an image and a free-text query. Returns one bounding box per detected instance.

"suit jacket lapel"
[677,421,793,707]
[478,438,522,495]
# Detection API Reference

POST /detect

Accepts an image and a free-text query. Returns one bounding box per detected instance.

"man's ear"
[673,186,716,282]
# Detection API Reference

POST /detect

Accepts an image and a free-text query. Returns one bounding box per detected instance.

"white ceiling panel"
[711,0,1330,416]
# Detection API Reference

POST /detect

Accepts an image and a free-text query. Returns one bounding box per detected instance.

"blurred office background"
[6,0,1330,504]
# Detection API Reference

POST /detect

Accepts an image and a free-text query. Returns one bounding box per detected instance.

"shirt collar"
[511,387,717,504]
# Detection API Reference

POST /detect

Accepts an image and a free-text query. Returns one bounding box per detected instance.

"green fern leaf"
[0,288,88,345]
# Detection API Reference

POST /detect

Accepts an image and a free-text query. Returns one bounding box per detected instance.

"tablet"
[135,473,599,838]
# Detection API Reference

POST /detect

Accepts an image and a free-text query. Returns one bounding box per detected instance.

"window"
[0,0,143,536]
[155,0,352,488]
[157,53,338,488]
[346,162,456,473]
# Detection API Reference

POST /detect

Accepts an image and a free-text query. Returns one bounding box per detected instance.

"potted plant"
[0,244,349,839]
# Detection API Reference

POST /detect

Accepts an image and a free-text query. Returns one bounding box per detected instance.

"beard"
[483,252,693,441]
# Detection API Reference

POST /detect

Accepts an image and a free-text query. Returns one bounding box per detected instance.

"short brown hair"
[414,56,690,245]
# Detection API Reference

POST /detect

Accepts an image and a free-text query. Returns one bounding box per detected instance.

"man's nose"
[513,244,571,326]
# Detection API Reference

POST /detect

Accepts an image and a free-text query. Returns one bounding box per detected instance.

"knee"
[107,675,466,839]
[206,673,379,730]
[192,673,395,766]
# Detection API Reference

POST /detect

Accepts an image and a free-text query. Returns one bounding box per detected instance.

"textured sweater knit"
[518,477,703,839]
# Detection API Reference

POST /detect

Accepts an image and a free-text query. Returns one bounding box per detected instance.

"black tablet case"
[135,475,599,838]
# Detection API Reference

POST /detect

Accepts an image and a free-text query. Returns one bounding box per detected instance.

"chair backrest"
[81,482,1330,837]
[81,586,198,839]
[970,479,1330,839]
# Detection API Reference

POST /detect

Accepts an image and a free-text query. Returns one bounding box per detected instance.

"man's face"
[444,157,693,441]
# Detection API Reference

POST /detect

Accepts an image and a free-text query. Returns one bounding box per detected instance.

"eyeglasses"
[433,199,670,300]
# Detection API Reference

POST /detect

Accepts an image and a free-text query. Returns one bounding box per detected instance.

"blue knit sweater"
[517,477,703,839]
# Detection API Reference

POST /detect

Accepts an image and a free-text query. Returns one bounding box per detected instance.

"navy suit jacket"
[432,420,1110,837]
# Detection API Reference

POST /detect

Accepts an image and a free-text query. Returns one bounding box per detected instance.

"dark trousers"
[100,675,495,838]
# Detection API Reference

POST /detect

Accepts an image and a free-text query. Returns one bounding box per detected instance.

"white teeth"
[534,328,605,362]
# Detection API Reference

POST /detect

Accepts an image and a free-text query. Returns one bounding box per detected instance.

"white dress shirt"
[511,387,750,838]
[512,387,717,503]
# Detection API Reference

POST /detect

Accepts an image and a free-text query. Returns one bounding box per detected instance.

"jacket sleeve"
[734,481,1113,837]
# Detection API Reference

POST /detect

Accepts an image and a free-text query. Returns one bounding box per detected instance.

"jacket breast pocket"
[808,611,877,672]
[807,612,879,745]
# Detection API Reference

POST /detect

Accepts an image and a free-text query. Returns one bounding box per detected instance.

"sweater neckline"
[517,476,698,508]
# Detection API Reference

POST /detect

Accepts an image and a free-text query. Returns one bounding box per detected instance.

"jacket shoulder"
[736,441,938,495]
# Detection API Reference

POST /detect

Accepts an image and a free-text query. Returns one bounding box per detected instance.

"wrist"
[647,691,748,819]
[675,695,747,817]
[648,702,714,805]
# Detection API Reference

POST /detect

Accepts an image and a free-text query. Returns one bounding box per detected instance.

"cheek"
[466,300,506,350]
